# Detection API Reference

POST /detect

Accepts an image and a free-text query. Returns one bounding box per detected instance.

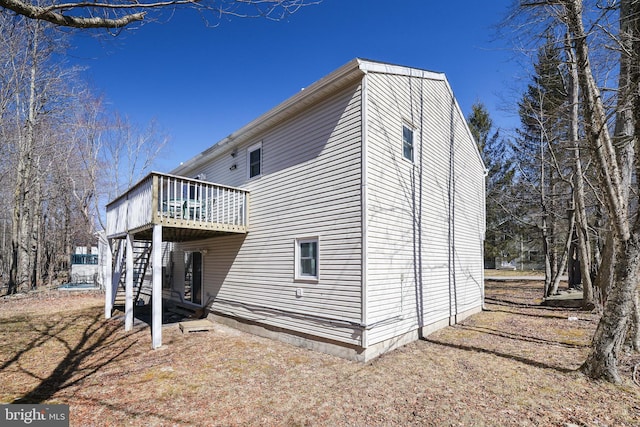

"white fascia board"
[357,59,446,82]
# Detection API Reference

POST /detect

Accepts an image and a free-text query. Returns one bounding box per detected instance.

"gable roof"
[172,59,481,175]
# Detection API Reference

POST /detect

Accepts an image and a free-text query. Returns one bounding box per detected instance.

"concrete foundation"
[208,304,483,362]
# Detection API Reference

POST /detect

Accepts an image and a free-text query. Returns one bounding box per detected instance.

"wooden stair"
[113,239,152,307]
[166,301,206,319]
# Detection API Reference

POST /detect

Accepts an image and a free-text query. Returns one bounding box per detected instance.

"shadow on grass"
[1,303,196,425]
[485,282,543,292]
[452,323,590,349]
[483,306,580,320]
[5,310,137,404]
[433,280,588,375]
[484,296,591,313]
[0,304,183,426]
[484,296,565,310]
[424,337,577,374]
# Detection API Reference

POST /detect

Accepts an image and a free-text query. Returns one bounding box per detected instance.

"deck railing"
[106,172,249,238]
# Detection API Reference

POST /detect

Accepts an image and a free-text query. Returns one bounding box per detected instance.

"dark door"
[192,252,202,305]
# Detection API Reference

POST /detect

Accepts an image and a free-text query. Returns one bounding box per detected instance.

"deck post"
[104,238,113,319]
[111,240,124,315]
[125,233,134,332]
[152,224,163,349]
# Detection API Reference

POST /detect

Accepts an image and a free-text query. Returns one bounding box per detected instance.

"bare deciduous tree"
[564,31,595,309]
[0,0,311,292]
[0,0,318,29]
[70,100,169,232]
[515,0,640,382]
[0,13,168,292]
[546,0,639,384]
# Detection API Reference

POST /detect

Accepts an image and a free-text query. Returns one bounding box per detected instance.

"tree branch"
[0,0,147,28]
[0,0,318,29]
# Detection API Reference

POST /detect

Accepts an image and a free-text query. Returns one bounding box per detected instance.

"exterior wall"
[70,246,100,283]
[364,71,485,347]
[174,82,364,345]
[450,100,486,317]
[70,264,100,283]
[155,60,484,359]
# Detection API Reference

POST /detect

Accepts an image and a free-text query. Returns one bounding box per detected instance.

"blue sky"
[70,0,521,172]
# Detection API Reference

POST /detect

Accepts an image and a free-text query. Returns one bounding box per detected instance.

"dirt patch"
[1,283,639,426]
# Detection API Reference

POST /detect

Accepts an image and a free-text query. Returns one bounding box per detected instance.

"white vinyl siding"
[364,72,484,346]
[176,82,363,345]
[167,60,484,354]
[450,112,486,314]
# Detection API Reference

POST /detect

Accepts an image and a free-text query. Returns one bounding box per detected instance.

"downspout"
[482,167,488,310]
[417,77,425,336]
[360,71,369,349]
[448,96,458,324]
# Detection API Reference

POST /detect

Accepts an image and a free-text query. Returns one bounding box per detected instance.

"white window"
[295,237,319,281]
[402,124,414,162]
[247,142,262,179]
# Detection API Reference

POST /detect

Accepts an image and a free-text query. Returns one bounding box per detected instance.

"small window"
[295,237,319,281]
[402,124,414,162]
[248,142,262,179]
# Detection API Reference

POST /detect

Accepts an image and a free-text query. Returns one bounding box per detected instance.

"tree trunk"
[542,217,552,296]
[24,23,39,291]
[630,291,640,351]
[561,0,637,382]
[65,202,72,282]
[565,32,595,308]
[9,94,33,294]
[564,0,628,239]
[31,186,41,289]
[595,233,615,304]
[629,0,640,352]
[581,236,639,383]
[8,21,41,294]
[540,126,552,296]
[549,208,575,295]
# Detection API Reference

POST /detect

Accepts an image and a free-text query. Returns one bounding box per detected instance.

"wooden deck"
[106,172,250,242]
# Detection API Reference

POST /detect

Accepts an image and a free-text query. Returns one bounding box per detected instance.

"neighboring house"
[70,246,99,284]
[105,58,486,361]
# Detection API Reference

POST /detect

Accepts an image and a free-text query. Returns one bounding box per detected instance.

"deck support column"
[125,233,134,332]
[104,238,113,319]
[152,224,163,349]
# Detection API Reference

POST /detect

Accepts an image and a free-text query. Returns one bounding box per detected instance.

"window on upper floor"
[248,142,262,179]
[402,124,414,162]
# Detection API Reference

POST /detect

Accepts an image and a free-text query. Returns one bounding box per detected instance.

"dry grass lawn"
[1,281,639,426]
